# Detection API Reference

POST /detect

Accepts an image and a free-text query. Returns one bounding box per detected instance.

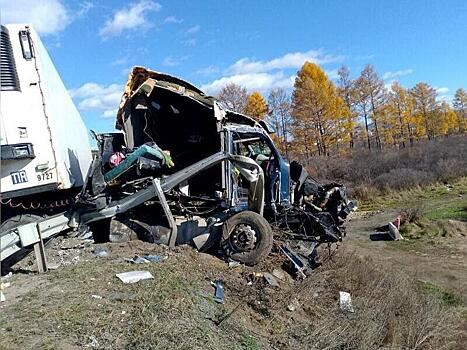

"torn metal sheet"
[116,271,154,284]
[339,291,355,313]
[66,65,356,268]
[211,280,225,304]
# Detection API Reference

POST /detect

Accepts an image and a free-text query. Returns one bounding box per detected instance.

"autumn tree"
[409,83,439,140]
[337,66,358,149]
[217,83,248,113]
[268,88,292,157]
[453,88,467,132]
[355,64,386,149]
[354,78,372,150]
[244,91,268,120]
[291,62,351,157]
[388,82,415,147]
[439,101,459,136]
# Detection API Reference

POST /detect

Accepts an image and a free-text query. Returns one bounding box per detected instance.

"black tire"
[221,211,273,266]
[88,219,111,243]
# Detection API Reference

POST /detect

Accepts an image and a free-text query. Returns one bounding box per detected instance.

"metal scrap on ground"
[116,271,154,284]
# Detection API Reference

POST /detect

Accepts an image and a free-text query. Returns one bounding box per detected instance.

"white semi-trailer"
[1,24,92,266]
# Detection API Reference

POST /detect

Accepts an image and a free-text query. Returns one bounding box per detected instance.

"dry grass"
[303,135,467,200]
[0,247,464,349]
[290,253,463,350]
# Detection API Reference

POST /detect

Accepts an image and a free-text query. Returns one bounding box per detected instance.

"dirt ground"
[346,209,467,299]
[0,187,466,349]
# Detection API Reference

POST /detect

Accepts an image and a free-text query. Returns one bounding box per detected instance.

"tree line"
[217,62,467,158]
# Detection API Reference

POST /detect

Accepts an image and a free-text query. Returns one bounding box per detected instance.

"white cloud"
[185,25,200,34]
[196,65,220,76]
[382,69,413,80]
[200,49,344,94]
[436,87,449,94]
[201,72,296,95]
[226,50,344,75]
[99,0,162,38]
[0,0,70,35]
[164,16,183,24]
[70,82,123,118]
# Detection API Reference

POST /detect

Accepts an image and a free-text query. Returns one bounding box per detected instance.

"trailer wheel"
[221,211,273,266]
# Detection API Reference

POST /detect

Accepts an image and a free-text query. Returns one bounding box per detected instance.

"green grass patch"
[425,201,467,221]
[422,282,464,307]
[359,177,467,212]
[237,336,260,350]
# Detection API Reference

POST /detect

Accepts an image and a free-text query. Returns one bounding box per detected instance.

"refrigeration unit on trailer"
[0,24,92,222]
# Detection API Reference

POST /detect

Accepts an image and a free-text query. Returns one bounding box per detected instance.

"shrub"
[303,135,467,198]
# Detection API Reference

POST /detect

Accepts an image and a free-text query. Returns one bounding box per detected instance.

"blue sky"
[2,0,466,133]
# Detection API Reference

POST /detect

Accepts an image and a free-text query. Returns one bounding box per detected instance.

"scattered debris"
[287,298,300,311]
[374,216,404,241]
[228,259,241,268]
[0,282,11,289]
[125,256,150,264]
[47,261,61,270]
[263,272,280,287]
[93,247,108,258]
[211,280,225,304]
[1,272,12,281]
[91,295,102,299]
[388,222,404,241]
[280,245,307,279]
[125,254,167,264]
[339,291,355,313]
[84,335,99,348]
[143,254,166,263]
[272,268,286,281]
[116,271,154,284]
[0,281,9,303]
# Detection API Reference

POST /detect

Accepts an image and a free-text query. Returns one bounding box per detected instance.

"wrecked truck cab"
[73,66,355,267]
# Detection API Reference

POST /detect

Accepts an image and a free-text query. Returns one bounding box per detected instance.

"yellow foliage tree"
[244,91,268,120]
[388,82,415,147]
[291,62,351,156]
[409,83,439,140]
[439,101,459,135]
[453,88,467,132]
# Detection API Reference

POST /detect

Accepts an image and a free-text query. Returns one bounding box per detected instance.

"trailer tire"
[221,211,273,266]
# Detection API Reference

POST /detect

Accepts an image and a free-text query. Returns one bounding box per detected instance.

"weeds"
[422,282,464,307]
[306,135,467,199]
[295,253,462,350]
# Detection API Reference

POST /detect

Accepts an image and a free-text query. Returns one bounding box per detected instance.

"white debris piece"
[263,272,280,287]
[287,298,300,311]
[388,222,404,241]
[0,291,5,302]
[339,291,355,313]
[116,270,154,284]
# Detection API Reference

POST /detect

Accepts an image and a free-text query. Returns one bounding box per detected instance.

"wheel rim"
[229,223,258,252]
